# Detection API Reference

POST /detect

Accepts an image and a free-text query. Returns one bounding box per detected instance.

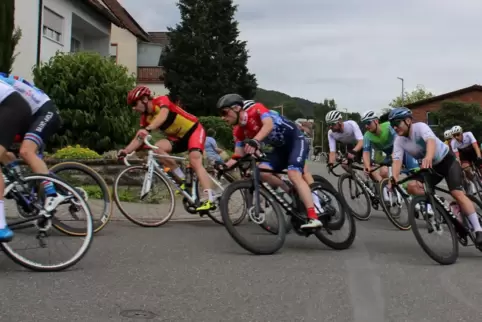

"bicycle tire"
[202,171,247,226]
[220,179,286,255]
[312,182,356,249]
[408,195,459,265]
[379,178,411,230]
[0,174,94,271]
[113,165,176,227]
[337,173,371,220]
[312,174,336,191]
[49,162,113,235]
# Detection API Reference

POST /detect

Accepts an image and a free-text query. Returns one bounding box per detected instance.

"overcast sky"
[121,0,482,113]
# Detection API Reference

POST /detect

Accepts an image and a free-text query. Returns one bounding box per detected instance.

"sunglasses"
[362,120,374,126]
[390,119,405,128]
[219,109,230,116]
[453,133,462,137]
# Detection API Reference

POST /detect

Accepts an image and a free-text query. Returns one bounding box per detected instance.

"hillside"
[255,88,317,119]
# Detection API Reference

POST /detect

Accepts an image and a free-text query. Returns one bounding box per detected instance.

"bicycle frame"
[123,138,225,206]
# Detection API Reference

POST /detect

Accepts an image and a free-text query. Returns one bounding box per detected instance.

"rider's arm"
[467,132,481,158]
[123,134,144,153]
[391,137,404,182]
[362,134,372,170]
[144,106,169,131]
[450,140,460,161]
[351,121,364,152]
[424,138,436,161]
[328,130,336,164]
[252,116,274,143]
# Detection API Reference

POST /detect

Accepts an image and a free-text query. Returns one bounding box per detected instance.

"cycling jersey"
[363,121,419,169]
[140,96,198,139]
[233,101,294,148]
[393,122,449,165]
[0,73,49,114]
[233,101,309,172]
[328,120,363,152]
[451,131,478,162]
[0,80,15,104]
[363,122,396,155]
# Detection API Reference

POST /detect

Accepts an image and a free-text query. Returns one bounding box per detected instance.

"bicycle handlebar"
[122,152,136,166]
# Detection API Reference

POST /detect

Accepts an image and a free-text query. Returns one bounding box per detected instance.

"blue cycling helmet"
[388,107,412,121]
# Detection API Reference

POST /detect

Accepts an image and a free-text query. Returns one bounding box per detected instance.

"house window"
[70,38,81,52]
[427,112,439,127]
[43,7,63,43]
[110,44,118,63]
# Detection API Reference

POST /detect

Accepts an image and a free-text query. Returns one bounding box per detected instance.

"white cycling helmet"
[325,110,342,124]
[451,125,462,134]
[444,130,452,140]
[361,110,378,123]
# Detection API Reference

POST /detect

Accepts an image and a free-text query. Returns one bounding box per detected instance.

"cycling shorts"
[458,147,477,164]
[0,92,32,149]
[346,144,363,163]
[262,127,310,173]
[169,123,206,154]
[415,151,463,191]
[21,101,61,148]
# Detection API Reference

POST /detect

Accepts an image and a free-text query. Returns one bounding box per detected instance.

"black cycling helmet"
[216,93,244,109]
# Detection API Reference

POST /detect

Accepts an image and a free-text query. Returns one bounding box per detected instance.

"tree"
[161,0,257,116]
[389,84,434,107]
[32,52,138,153]
[0,0,22,73]
[434,101,482,139]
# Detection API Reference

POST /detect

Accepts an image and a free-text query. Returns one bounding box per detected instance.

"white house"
[13,0,123,81]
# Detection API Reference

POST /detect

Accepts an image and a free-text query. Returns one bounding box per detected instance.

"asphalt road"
[1,162,482,322]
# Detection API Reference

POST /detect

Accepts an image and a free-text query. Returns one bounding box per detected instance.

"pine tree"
[161,0,257,115]
[0,0,22,74]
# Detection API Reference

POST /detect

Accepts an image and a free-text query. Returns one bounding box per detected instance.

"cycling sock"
[468,213,482,231]
[311,192,324,213]
[42,180,56,196]
[173,167,185,179]
[204,189,214,202]
[307,207,317,220]
[0,200,6,229]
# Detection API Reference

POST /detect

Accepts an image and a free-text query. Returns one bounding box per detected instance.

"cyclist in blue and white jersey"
[0,74,63,240]
[389,107,482,245]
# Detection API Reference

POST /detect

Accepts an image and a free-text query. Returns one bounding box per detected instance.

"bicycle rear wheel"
[49,162,113,235]
[409,196,459,265]
[113,165,175,227]
[1,174,93,271]
[220,179,286,255]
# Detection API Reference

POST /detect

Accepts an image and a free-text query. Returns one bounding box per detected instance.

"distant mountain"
[254,88,317,119]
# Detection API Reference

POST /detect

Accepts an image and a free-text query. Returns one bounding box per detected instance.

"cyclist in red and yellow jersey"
[119,86,214,211]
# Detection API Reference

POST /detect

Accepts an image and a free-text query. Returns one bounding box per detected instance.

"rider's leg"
[0,92,32,241]
[154,139,183,178]
[23,103,62,212]
[259,162,289,191]
[444,158,482,244]
[185,125,214,211]
[302,164,324,213]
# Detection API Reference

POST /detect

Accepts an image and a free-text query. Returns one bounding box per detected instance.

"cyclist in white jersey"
[389,108,482,246]
[325,110,363,170]
[0,74,63,242]
[0,80,33,241]
[450,125,481,194]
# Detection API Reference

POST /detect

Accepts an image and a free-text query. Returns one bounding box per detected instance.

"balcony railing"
[137,67,164,83]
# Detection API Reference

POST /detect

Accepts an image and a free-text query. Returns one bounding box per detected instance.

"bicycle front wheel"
[220,179,286,255]
[113,165,176,227]
[1,174,93,271]
[379,178,411,230]
[49,161,113,235]
[409,196,459,265]
[337,173,371,220]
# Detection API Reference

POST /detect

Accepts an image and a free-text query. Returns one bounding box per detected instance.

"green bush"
[199,116,233,149]
[32,52,138,153]
[52,145,102,160]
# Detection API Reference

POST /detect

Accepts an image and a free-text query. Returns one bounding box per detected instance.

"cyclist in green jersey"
[361,110,419,201]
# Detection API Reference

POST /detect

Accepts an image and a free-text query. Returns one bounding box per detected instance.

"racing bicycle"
[113,135,246,227]
[391,167,482,265]
[1,164,93,271]
[219,151,356,255]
